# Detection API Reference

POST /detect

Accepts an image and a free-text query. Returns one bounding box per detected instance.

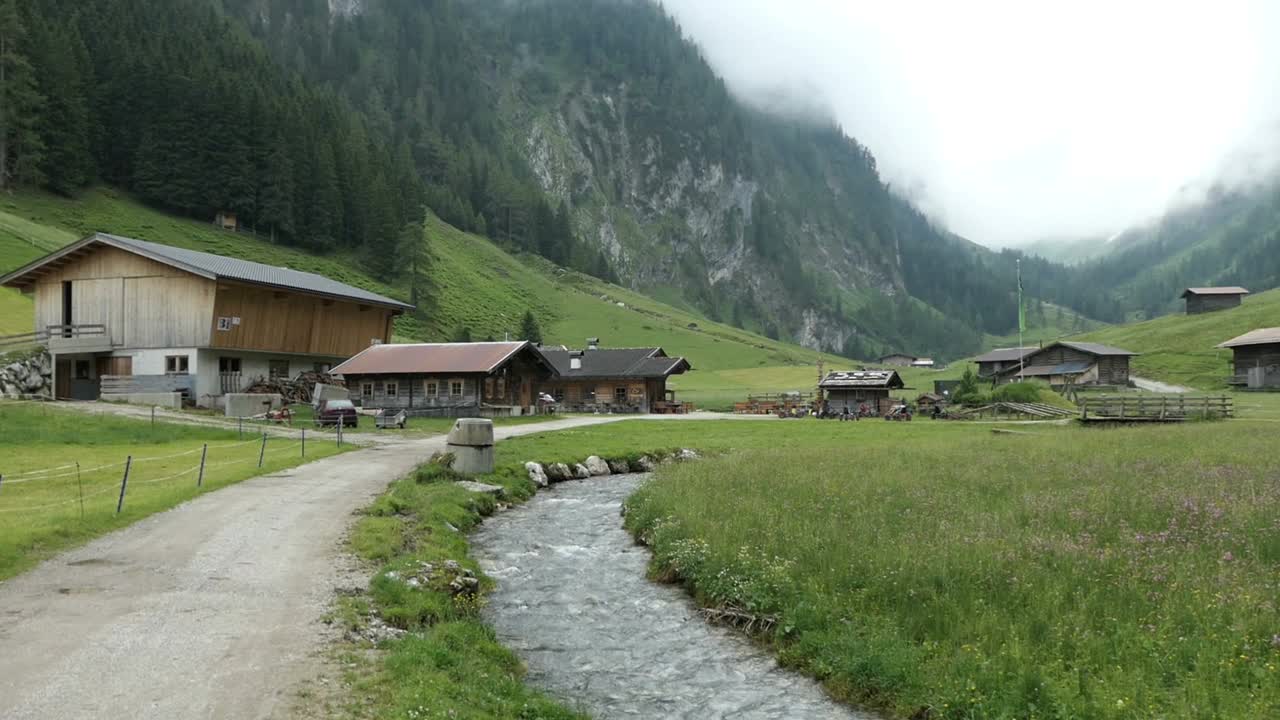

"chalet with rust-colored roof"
[330,341,557,416]
[1182,287,1249,315]
[1218,328,1280,389]
[539,346,691,413]
[0,233,410,406]
[819,369,904,415]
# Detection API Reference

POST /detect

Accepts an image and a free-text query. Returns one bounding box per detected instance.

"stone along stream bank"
[472,472,874,719]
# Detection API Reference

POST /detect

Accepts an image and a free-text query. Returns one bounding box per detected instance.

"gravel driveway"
[0,414,630,720]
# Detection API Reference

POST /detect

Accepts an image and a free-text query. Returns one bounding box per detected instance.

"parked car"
[315,399,358,428]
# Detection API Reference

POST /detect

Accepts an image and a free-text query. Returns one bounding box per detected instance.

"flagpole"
[1017,258,1024,381]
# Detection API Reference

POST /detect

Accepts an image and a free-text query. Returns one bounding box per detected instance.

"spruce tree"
[28,16,93,194]
[519,310,542,345]
[0,0,46,190]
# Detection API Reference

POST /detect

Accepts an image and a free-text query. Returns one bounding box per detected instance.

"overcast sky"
[662,0,1280,247]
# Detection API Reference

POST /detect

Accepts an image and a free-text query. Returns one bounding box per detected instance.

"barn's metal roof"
[539,347,691,379]
[0,233,412,310]
[973,347,1038,363]
[818,369,904,389]
[1217,327,1280,349]
[1182,286,1250,297]
[1005,361,1093,377]
[1051,341,1137,357]
[332,342,548,375]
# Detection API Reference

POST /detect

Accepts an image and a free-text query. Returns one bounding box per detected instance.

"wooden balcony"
[45,325,114,354]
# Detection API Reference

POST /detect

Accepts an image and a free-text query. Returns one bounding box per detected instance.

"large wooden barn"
[0,233,411,405]
[819,369,904,415]
[973,347,1037,379]
[538,346,691,413]
[1182,287,1249,315]
[993,341,1135,387]
[331,341,557,416]
[1218,327,1280,388]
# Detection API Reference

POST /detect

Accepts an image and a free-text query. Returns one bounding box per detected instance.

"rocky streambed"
[472,473,873,719]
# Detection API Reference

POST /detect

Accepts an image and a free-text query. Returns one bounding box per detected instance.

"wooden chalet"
[0,233,411,406]
[915,392,945,412]
[1218,328,1280,389]
[819,369,904,414]
[994,341,1135,387]
[539,346,691,413]
[878,353,916,367]
[330,341,557,417]
[1182,287,1248,315]
[973,347,1037,379]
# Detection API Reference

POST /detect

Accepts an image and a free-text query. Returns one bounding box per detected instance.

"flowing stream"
[472,474,874,719]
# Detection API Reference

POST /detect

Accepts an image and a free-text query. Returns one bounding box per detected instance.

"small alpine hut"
[915,392,945,413]
[1182,287,1249,315]
[330,341,557,417]
[819,369,905,415]
[538,345,691,413]
[1218,327,1280,389]
[973,347,1038,379]
[878,353,916,367]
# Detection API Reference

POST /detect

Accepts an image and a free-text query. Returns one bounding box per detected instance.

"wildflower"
[1221,551,1234,562]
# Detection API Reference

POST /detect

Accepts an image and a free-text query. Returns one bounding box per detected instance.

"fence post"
[337,416,343,447]
[0,473,4,492]
[301,429,306,458]
[258,433,267,468]
[197,444,208,487]
[116,456,133,514]
[151,406,155,428]
[76,462,84,520]
[239,417,243,440]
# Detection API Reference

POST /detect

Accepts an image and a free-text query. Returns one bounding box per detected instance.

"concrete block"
[450,445,495,475]
[225,393,283,417]
[101,392,184,410]
[446,418,495,447]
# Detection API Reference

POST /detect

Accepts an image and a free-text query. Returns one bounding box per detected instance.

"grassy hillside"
[0,188,851,406]
[1075,288,1280,388]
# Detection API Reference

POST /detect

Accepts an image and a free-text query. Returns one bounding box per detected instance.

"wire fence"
[0,430,325,518]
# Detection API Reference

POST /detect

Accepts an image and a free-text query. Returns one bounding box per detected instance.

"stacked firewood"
[242,371,344,404]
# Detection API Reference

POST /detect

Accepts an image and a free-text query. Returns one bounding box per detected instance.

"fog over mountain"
[663,0,1280,248]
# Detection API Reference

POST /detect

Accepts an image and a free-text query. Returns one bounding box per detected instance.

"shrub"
[991,381,1043,403]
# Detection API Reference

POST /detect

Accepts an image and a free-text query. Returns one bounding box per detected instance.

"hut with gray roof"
[992,341,1136,387]
[1218,327,1280,388]
[819,369,905,415]
[1182,287,1249,314]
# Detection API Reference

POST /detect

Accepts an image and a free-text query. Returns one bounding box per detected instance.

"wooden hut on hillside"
[1182,287,1248,315]
[539,346,691,413]
[973,347,1037,379]
[993,341,1136,387]
[1218,327,1280,388]
[878,353,916,367]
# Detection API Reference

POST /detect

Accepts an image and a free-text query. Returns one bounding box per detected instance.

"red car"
[315,399,359,428]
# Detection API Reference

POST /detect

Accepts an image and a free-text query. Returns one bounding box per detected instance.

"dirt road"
[0,414,630,720]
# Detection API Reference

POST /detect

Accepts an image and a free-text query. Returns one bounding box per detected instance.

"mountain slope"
[1073,288,1280,389]
[0,188,845,395]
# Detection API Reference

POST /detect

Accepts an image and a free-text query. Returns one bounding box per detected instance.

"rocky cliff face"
[518,78,896,351]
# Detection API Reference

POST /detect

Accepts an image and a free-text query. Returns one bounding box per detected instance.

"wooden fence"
[1079,395,1233,422]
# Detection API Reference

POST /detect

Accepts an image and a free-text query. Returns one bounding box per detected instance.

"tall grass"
[625,422,1280,718]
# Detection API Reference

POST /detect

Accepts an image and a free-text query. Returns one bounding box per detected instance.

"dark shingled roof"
[1052,341,1137,357]
[0,233,412,310]
[818,369,904,389]
[539,347,691,379]
[1217,327,1280,348]
[1182,286,1250,298]
[973,347,1038,363]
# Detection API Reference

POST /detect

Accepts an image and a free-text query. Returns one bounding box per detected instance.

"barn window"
[554,388,565,402]
[219,357,241,373]
[313,363,331,373]
[425,381,438,396]
[361,382,373,399]
[269,360,289,379]
[450,380,463,397]
[384,382,398,398]
[165,355,190,374]
[74,360,90,379]
[614,386,627,403]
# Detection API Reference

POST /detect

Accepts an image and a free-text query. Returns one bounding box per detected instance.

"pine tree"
[0,0,46,190]
[518,310,542,344]
[28,16,93,194]
[397,218,431,311]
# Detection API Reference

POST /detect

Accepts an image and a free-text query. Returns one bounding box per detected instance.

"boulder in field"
[546,462,573,482]
[524,461,548,487]
[573,463,591,479]
[585,456,610,476]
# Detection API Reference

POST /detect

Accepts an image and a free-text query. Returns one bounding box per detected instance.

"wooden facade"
[825,387,895,414]
[879,353,916,367]
[997,342,1135,387]
[1183,288,1248,315]
[210,282,392,358]
[544,377,669,412]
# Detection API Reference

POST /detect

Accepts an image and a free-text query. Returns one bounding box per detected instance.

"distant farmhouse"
[988,341,1136,387]
[819,369,904,414]
[539,346,691,413]
[879,353,917,367]
[973,347,1037,379]
[333,341,692,416]
[1182,287,1248,315]
[1218,328,1280,389]
[910,357,936,368]
[330,341,557,416]
[0,233,410,405]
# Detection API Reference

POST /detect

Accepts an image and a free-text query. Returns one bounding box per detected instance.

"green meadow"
[0,402,345,580]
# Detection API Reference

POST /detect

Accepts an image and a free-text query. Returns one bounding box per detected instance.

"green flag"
[1017,261,1026,333]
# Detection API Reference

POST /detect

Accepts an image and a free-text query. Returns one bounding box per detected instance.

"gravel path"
[0,414,630,720]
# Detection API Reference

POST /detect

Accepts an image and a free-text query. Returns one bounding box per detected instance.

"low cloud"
[662,0,1280,247]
